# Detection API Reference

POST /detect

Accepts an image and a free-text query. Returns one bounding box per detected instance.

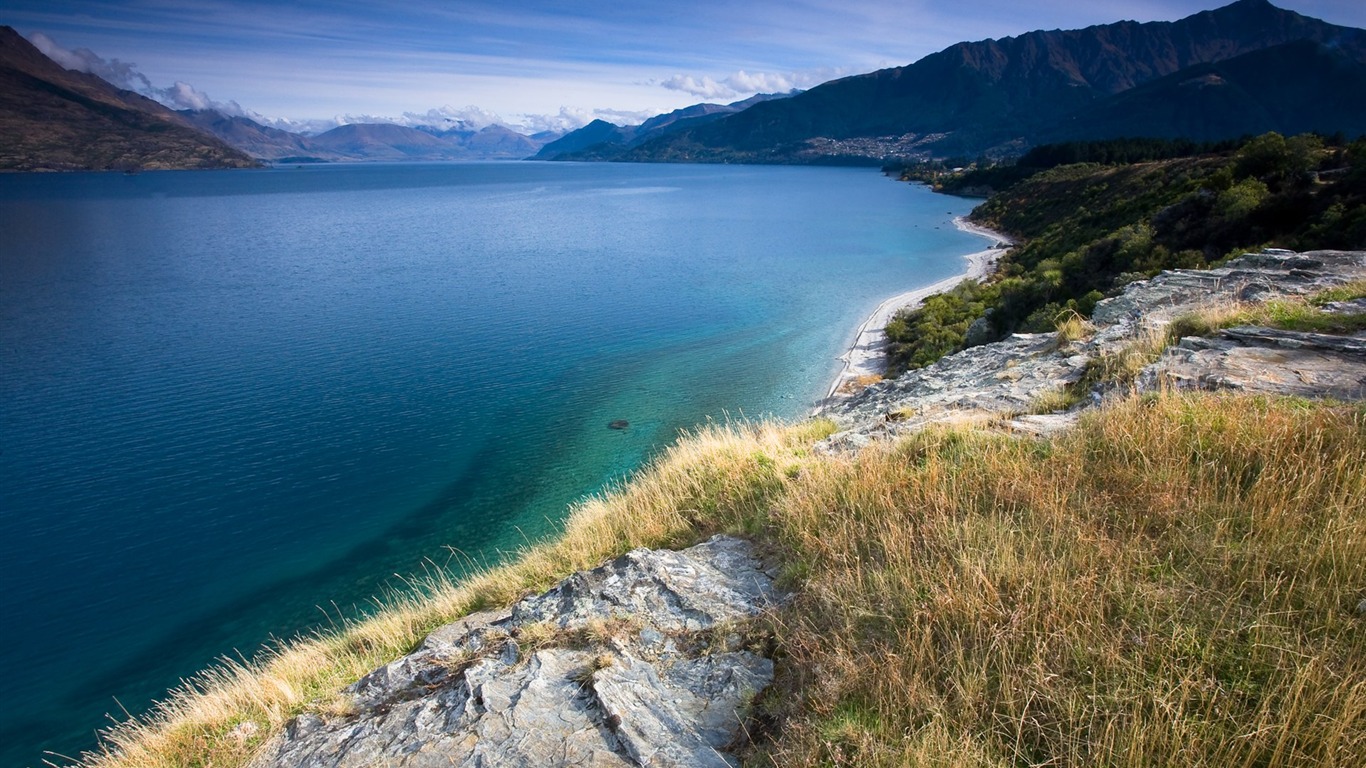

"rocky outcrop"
[820,249,1366,451]
[249,535,782,768]
[818,332,1092,451]
[1144,327,1366,400]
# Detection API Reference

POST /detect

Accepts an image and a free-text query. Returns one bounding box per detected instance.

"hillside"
[0,27,256,171]
[177,110,326,161]
[305,122,459,160]
[180,112,550,162]
[533,91,797,161]
[883,133,1366,372]
[1041,40,1366,144]
[625,0,1366,163]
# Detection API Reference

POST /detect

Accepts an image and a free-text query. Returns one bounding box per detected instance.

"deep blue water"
[0,162,979,766]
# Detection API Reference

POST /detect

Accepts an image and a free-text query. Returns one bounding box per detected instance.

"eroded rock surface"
[249,535,781,768]
[819,249,1366,451]
[1144,327,1366,400]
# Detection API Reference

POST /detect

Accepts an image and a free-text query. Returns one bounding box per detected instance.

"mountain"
[533,119,634,159]
[178,109,330,161]
[1041,40,1366,144]
[625,0,1366,163]
[0,26,257,171]
[306,123,460,160]
[534,91,798,161]
[463,124,541,157]
[181,110,550,162]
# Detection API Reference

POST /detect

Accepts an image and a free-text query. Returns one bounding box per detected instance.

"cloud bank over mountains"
[23,30,737,136]
[29,31,249,117]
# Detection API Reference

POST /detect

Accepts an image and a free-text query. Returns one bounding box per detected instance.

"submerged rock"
[249,535,782,768]
[608,419,630,430]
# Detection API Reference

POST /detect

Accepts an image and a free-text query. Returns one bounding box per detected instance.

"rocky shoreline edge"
[822,216,1013,404]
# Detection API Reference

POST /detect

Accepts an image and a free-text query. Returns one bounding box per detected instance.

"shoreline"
[819,217,1013,408]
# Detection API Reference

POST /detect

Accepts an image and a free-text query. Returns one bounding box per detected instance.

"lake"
[0,161,980,765]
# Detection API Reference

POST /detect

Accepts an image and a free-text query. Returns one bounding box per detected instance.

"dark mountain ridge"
[1042,39,1366,144]
[534,91,798,161]
[625,0,1366,163]
[0,26,257,171]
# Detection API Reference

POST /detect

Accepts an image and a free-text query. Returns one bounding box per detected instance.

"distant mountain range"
[622,0,1366,163]
[0,26,256,171]
[176,112,545,162]
[532,92,799,161]
[4,0,1365,171]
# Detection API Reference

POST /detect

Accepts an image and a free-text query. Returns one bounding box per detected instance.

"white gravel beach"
[822,217,1013,403]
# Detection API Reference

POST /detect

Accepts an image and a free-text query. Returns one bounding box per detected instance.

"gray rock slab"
[1092,250,1366,327]
[513,534,782,632]
[1143,329,1366,400]
[818,332,1089,451]
[594,652,773,768]
[249,535,781,768]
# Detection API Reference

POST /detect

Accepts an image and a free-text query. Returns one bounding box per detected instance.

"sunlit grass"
[753,393,1366,766]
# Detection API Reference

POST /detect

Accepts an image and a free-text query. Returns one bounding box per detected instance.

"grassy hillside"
[70,391,1366,767]
[885,133,1366,374]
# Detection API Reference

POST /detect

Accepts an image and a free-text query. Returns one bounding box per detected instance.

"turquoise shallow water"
[0,162,980,765]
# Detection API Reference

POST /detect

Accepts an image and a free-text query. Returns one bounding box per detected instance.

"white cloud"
[659,74,735,100]
[28,30,152,92]
[656,68,846,101]
[156,81,247,116]
[400,105,506,131]
[514,106,594,134]
[27,30,247,116]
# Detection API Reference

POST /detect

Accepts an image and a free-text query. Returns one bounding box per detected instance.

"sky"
[7,0,1366,134]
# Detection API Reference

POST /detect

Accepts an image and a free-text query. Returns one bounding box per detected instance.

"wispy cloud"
[27,30,248,116]
[656,68,844,100]
[28,30,152,91]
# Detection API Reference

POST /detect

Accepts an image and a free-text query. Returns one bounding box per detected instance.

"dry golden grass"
[751,393,1366,766]
[73,392,1366,768]
[838,373,885,395]
[1053,310,1096,347]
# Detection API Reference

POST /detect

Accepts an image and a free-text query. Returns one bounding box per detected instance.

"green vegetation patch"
[885,133,1366,375]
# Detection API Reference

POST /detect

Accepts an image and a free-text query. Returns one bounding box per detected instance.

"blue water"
[0,162,979,766]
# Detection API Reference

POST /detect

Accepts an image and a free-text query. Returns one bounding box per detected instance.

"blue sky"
[7,1,1366,132]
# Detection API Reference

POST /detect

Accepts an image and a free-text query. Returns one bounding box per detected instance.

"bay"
[0,161,979,765]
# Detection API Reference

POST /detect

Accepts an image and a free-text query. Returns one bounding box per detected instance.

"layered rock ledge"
[249,535,783,768]
[820,249,1366,451]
